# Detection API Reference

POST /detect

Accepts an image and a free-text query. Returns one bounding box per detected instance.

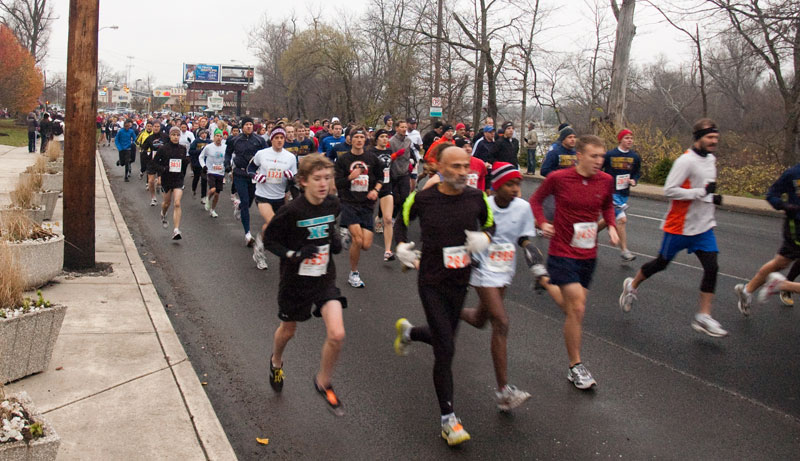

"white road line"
[627,212,664,222]
[597,243,749,281]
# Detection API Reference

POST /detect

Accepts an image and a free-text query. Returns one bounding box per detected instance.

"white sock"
[743,286,751,295]
[441,413,455,425]
[403,328,411,342]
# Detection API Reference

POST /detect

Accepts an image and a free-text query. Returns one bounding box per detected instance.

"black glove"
[202,166,208,175]
[289,244,318,262]
[330,228,343,255]
[705,181,717,195]
[224,166,231,174]
[713,194,723,206]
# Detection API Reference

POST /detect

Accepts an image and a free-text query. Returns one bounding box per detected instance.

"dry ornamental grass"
[9,176,37,209]
[45,141,62,162]
[0,243,23,310]
[0,211,54,242]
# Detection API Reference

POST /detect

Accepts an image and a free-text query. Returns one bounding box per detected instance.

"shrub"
[0,242,23,310]
[0,210,53,242]
[649,157,674,186]
[595,122,684,185]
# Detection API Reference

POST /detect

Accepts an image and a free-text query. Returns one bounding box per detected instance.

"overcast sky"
[43,0,689,88]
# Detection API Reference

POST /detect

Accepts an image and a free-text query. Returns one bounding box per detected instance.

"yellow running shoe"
[441,416,471,446]
[394,318,412,356]
[780,291,793,307]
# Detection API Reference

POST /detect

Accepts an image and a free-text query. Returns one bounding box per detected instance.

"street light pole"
[64,0,99,269]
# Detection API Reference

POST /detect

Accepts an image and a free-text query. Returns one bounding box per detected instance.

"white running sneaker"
[348,271,365,288]
[340,227,352,250]
[374,216,383,234]
[780,290,793,307]
[209,209,218,218]
[619,277,637,312]
[171,228,182,240]
[393,318,412,356]
[233,199,241,220]
[620,250,636,262]
[495,384,531,412]
[691,313,728,338]
[245,232,255,247]
[567,363,597,390]
[734,283,752,316]
[441,415,470,446]
[757,272,787,303]
[253,251,268,270]
[160,211,168,228]
[204,198,211,211]
[150,198,157,206]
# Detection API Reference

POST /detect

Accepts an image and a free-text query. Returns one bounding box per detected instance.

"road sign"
[431,97,442,107]
[430,107,442,118]
[208,95,224,111]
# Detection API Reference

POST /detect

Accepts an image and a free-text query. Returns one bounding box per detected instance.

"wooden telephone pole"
[63,0,99,269]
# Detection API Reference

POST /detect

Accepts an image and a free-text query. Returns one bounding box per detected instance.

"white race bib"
[486,243,515,272]
[616,174,630,191]
[351,174,369,192]
[266,168,283,184]
[570,222,598,249]
[383,167,390,184]
[298,244,329,277]
[211,164,223,173]
[443,245,470,269]
[168,158,182,173]
[466,173,479,188]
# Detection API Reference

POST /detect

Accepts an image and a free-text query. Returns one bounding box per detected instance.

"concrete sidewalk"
[2,145,236,460]
[523,172,781,217]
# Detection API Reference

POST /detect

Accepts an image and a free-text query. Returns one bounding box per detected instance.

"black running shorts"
[278,284,347,322]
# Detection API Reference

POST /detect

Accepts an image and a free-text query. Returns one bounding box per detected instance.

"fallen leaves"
[256,438,269,445]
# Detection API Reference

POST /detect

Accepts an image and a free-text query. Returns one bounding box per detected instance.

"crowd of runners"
[98,110,795,446]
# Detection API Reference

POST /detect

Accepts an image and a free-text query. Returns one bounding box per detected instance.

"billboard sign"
[221,66,255,84]
[183,63,220,83]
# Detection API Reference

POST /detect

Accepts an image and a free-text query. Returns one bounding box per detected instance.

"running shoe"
[691,313,728,338]
[139,172,143,180]
[172,228,182,240]
[160,211,168,228]
[757,272,787,303]
[245,232,255,247]
[619,277,637,313]
[201,197,209,209]
[780,290,794,307]
[348,271,365,288]
[339,227,351,250]
[233,199,241,221]
[210,210,218,218]
[393,318,412,356]
[269,356,284,392]
[314,379,344,416]
[150,198,157,207]
[441,415,471,446]
[374,216,383,234]
[567,363,597,390]
[620,250,636,262]
[124,176,129,182]
[253,252,268,270]
[734,283,752,316]
[383,251,395,262]
[495,384,531,412]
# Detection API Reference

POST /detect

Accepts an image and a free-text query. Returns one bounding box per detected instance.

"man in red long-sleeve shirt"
[530,134,618,390]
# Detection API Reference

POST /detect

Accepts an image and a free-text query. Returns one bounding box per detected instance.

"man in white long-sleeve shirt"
[199,129,227,217]
[618,118,728,338]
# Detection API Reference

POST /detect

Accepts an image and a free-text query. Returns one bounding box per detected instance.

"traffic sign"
[431,97,442,107]
[430,107,442,118]
[208,96,224,111]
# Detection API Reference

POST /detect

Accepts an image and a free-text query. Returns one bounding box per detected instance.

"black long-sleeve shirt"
[333,151,383,206]
[153,141,188,189]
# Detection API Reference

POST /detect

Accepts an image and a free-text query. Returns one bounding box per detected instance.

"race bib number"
[486,243,515,272]
[443,245,470,269]
[168,158,182,173]
[616,174,630,191]
[298,244,329,277]
[570,222,598,249]
[266,168,283,184]
[466,173,479,188]
[351,174,369,192]
[211,164,223,173]
[383,167,390,184]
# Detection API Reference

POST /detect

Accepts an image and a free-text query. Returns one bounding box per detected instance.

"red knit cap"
[491,162,522,190]
[617,129,633,142]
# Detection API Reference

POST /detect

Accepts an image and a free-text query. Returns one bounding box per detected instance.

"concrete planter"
[46,161,63,173]
[32,191,59,221]
[0,392,61,460]
[19,173,63,193]
[6,235,64,289]
[0,304,66,384]
[0,208,45,226]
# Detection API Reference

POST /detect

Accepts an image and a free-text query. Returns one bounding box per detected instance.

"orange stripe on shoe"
[663,178,692,234]
[326,389,339,405]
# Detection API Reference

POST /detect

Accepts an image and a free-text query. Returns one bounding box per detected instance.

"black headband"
[693,126,719,140]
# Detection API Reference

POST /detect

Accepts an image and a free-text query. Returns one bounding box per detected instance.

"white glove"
[464,230,490,254]
[254,174,267,184]
[396,242,420,269]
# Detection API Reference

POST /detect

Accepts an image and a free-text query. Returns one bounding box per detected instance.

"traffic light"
[124,86,129,93]
[46,100,49,105]
[103,86,107,92]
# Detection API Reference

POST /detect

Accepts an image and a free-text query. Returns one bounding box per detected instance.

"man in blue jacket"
[225,116,267,246]
[540,126,577,177]
[599,128,641,261]
[115,119,137,182]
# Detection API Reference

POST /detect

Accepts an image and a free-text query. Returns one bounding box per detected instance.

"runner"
[460,162,542,411]
[333,127,383,287]
[530,134,618,390]
[152,126,189,240]
[423,139,488,192]
[734,162,800,312]
[392,144,495,446]
[199,129,227,218]
[619,119,727,338]
[141,122,169,206]
[262,154,346,415]
[368,129,395,260]
[188,129,211,202]
[389,120,413,224]
[225,116,268,246]
[249,127,298,270]
[135,121,154,180]
[114,119,137,182]
[320,121,346,159]
[599,128,641,262]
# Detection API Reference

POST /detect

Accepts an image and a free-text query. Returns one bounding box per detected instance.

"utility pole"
[433,0,443,103]
[63,0,99,269]
[125,55,134,86]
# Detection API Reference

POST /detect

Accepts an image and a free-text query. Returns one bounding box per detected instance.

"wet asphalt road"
[100,146,800,459]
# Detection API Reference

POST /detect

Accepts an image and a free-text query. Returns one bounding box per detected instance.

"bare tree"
[606,0,636,129]
[0,0,55,64]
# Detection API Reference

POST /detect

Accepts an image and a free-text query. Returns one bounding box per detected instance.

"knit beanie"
[491,162,522,190]
[558,127,576,143]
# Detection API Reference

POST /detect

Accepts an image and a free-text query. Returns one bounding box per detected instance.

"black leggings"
[788,259,800,282]
[191,165,207,196]
[641,250,718,293]
[409,283,468,415]
[392,175,411,218]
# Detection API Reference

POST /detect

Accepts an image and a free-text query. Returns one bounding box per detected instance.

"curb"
[522,174,782,218]
[96,151,237,461]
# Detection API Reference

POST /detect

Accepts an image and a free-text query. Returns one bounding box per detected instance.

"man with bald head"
[391,144,496,446]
